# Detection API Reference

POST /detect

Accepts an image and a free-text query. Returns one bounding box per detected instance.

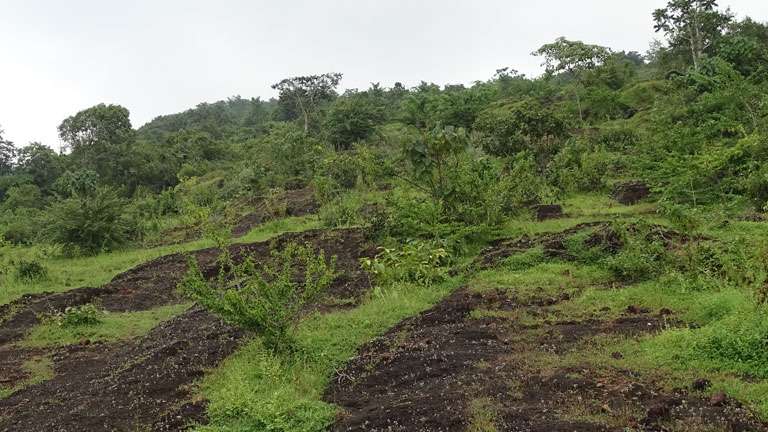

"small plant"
[14,259,48,282]
[361,240,450,286]
[179,242,337,352]
[55,304,102,327]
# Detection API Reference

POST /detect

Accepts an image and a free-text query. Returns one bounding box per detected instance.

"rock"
[612,181,650,205]
[533,204,563,221]
[625,305,649,315]
[710,391,727,406]
[692,378,711,391]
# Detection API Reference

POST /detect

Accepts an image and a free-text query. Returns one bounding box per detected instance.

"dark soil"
[613,181,651,205]
[533,204,564,221]
[231,187,319,237]
[0,228,373,432]
[325,287,768,432]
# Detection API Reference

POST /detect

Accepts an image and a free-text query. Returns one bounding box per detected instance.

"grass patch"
[19,303,191,348]
[0,356,54,399]
[195,277,462,431]
[470,261,611,301]
[467,397,500,432]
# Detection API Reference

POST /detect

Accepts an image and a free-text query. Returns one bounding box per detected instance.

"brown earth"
[325,287,767,432]
[613,181,651,205]
[0,228,373,432]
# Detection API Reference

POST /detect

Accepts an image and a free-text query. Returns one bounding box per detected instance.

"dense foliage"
[0,1,765,259]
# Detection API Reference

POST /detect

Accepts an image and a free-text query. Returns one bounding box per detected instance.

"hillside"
[2,2,768,431]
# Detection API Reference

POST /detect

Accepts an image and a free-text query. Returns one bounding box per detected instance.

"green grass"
[470,261,611,300]
[19,303,191,348]
[195,277,462,431]
[0,356,54,399]
[0,216,320,307]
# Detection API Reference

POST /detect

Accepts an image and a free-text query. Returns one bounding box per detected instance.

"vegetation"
[3,1,768,429]
[180,242,337,351]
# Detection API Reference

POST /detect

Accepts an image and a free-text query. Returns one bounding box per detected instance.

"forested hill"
[136,96,278,143]
[0,2,766,254]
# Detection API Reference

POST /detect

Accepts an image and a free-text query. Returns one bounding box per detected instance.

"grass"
[467,398,500,432]
[195,277,462,431]
[0,356,54,399]
[0,215,320,307]
[19,303,192,348]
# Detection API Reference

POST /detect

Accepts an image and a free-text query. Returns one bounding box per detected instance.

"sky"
[1,0,767,150]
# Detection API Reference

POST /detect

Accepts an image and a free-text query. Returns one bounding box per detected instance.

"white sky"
[1,0,767,149]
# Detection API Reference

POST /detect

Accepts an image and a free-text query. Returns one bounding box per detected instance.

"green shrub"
[361,240,450,286]
[14,259,48,282]
[318,195,363,228]
[55,304,102,327]
[603,223,671,283]
[42,187,133,256]
[179,242,337,352]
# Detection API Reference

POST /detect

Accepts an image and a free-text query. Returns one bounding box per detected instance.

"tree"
[474,98,569,158]
[324,89,386,150]
[58,104,135,183]
[0,126,16,176]
[16,142,63,192]
[271,73,343,132]
[653,0,733,71]
[534,37,612,122]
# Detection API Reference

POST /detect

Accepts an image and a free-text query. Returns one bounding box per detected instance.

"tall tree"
[653,0,733,70]
[272,73,342,132]
[58,104,135,183]
[534,37,612,122]
[0,125,16,175]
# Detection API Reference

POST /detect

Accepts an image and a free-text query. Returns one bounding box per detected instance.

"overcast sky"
[1,0,767,149]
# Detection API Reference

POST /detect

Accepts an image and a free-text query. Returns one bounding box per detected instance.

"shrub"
[55,304,102,327]
[603,223,671,283]
[179,242,337,352]
[14,259,48,282]
[319,195,363,228]
[42,187,133,256]
[360,240,450,286]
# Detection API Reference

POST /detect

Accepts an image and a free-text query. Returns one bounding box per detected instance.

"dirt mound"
[533,204,564,221]
[232,187,319,237]
[326,288,768,432]
[612,181,650,205]
[0,228,374,431]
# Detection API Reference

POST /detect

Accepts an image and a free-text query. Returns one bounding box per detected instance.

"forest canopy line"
[0,0,766,256]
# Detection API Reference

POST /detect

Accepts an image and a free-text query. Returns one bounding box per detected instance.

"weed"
[179,242,337,352]
[54,304,102,327]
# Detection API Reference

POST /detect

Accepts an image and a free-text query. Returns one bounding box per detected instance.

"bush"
[14,259,48,282]
[179,242,337,352]
[360,240,450,286]
[42,187,133,256]
[603,223,671,283]
[319,194,363,228]
[55,304,102,327]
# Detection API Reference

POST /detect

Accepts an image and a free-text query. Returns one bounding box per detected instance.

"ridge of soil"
[0,227,373,432]
[325,287,768,431]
